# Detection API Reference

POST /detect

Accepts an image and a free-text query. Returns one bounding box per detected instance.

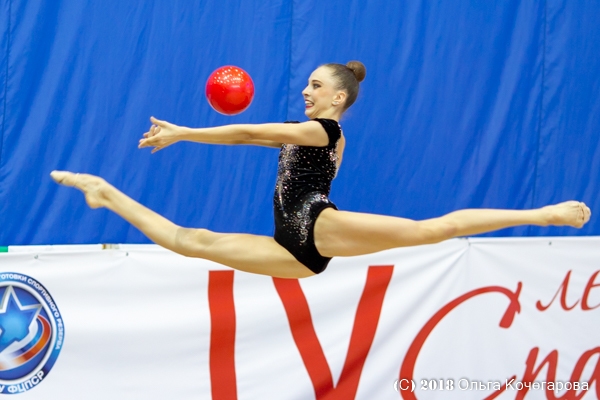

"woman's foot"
[50,171,111,209]
[543,201,592,228]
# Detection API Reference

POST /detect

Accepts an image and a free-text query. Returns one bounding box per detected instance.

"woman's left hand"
[138,116,182,153]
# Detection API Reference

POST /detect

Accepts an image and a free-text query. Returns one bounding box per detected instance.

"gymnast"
[51,61,591,279]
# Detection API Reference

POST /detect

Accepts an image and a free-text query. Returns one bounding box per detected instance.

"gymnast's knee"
[174,227,212,257]
[418,219,458,244]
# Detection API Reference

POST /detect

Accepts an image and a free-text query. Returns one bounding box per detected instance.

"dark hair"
[322,61,366,111]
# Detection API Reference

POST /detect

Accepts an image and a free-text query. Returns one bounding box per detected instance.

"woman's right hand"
[138,116,182,153]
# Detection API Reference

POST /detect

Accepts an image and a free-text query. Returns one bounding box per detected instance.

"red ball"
[205,66,255,115]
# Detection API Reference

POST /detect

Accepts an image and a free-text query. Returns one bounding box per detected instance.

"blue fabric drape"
[0,0,598,245]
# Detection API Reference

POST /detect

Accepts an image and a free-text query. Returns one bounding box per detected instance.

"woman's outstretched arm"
[138,116,330,153]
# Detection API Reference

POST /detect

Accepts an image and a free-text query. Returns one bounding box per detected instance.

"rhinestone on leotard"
[272,118,342,274]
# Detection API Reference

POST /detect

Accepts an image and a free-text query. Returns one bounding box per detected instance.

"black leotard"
[273,118,342,274]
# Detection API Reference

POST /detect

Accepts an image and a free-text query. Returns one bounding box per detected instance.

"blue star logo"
[0,286,42,354]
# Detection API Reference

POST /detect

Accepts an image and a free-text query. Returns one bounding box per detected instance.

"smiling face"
[302,66,346,120]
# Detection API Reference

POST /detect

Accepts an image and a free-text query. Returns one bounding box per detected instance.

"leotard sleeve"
[313,118,342,146]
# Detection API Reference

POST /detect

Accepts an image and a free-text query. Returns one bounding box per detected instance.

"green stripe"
[0,247,7,253]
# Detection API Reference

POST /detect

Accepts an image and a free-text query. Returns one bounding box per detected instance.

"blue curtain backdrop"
[0,0,598,245]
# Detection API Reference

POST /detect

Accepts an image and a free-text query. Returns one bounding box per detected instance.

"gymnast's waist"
[273,188,332,211]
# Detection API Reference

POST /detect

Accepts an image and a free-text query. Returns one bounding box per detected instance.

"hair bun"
[346,61,366,83]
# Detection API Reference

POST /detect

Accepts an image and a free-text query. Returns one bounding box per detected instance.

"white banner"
[0,238,598,399]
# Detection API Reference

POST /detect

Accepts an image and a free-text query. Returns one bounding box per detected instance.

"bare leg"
[51,171,591,274]
[314,203,591,257]
[50,171,314,278]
